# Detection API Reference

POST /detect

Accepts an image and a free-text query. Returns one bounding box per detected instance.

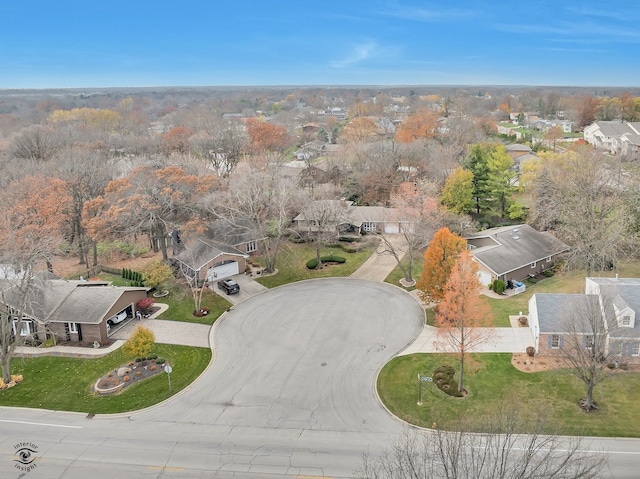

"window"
[246,241,257,253]
[622,315,631,326]
[362,222,376,232]
[67,322,78,333]
[12,320,32,337]
[585,335,594,349]
[631,342,640,356]
[546,256,552,262]
[551,334,560,349]
[531,262,536,268]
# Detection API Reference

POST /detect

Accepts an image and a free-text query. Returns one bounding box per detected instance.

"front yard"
[0,344,211,413]
[378,353,640,437]
[254,240,376,288]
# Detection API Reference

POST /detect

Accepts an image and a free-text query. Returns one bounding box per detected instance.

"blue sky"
[2,1,639,88]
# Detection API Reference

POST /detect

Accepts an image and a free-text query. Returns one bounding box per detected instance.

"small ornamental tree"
[136,297,155,311]
[123,325,155,359]
[142,260,173,291]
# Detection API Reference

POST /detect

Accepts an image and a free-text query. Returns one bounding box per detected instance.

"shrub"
[607,363,616,369]
[123,325,156,359]
[135,357,143,363]
[135,371,142,377]
[123,376,130,382]
[306,255,347,269]
[432,365,463,398]
[155,358,166,365]
[526,346,535,357]
[136,297,155,310]
[527,277,538,284]
[492,279,506,295]
[619,363,629,370]
[147,353,158,360]
[542,269,554,277]
[519,316,528,326]
[142,259,173,290]
[150,365,157,371]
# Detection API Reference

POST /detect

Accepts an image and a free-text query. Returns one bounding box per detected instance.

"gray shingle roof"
[174,238,247,271]
[466,224,569,276]
[1,274,147,325]
[534,293,598,334]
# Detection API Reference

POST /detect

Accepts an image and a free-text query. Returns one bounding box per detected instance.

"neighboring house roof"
[533,293,598,334]
[505,144,532,152]
[204,218,262,247]
[174,238,248,272]
[466,224,570,277]
[587,277,640,339]
[1,272,146,325]
[593,121,640,138]
[294,201,402,227]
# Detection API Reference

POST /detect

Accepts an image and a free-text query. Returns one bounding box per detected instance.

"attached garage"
[384,223,400,234]
[478,270,493,287]
[207,260,240,281]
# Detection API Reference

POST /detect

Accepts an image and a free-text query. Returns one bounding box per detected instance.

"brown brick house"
[3,272,148,345]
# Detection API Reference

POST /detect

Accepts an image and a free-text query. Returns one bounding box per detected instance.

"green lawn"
[378,353,640,437]
[1,344,211,414]
[155,282,231,324]
[96,273,231,324]
[255,241,375,288]
[483,262,640,327]
[384,252,424,291]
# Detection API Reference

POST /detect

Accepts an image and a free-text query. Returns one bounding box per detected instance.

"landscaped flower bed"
[94,357,165,395]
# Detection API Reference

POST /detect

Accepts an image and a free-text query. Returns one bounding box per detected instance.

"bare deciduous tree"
[8,124,63,162]
[354,403,608,479]
[560,288,619,412]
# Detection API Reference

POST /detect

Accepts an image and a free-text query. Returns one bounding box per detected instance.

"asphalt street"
[0,279,424,478]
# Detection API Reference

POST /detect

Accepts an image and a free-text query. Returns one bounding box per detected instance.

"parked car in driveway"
[218,278,240,295]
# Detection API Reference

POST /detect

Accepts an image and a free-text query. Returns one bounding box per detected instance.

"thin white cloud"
[330,41,378,68]
[494,20,640,43]
[376,1,477,21]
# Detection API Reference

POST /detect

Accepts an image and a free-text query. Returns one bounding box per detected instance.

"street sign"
[164,365,172,374]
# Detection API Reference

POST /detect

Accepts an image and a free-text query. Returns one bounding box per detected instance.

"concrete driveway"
[349,235,406,281]
[213,273,268,305]
[110,303,211,348]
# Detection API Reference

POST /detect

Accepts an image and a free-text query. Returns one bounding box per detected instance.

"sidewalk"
[398,325,534,356]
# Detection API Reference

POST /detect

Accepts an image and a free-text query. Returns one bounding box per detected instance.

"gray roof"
[205,218,262,247]
[506,144,532,152]
[587,277,640,339]
[466,224,570,276]
[534,293,598,334]
[174,238,247,271]
[1,273,147,325]
[594,121,640,137]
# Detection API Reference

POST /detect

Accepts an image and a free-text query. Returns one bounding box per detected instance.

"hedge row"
[306,255,346,269]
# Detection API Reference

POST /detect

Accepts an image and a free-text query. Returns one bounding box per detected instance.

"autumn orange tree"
[341,117,378,143]
[435,250,492,393]
[161,126,194,154]
[395,108,440,143]
[0,175,71,272]
[83,165,217,260]
[245,118,289,153]
[416,227,466,304]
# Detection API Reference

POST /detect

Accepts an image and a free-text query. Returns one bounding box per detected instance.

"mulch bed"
[95,359,164,394]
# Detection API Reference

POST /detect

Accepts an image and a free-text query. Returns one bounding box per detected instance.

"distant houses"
[584,121,640,158]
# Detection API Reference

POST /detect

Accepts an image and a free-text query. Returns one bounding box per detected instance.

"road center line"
[0,419,82,429]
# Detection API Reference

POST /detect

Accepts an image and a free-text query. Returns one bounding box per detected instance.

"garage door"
[384,223,400,234]
[208,260,239,281]
[478,270,492,287]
